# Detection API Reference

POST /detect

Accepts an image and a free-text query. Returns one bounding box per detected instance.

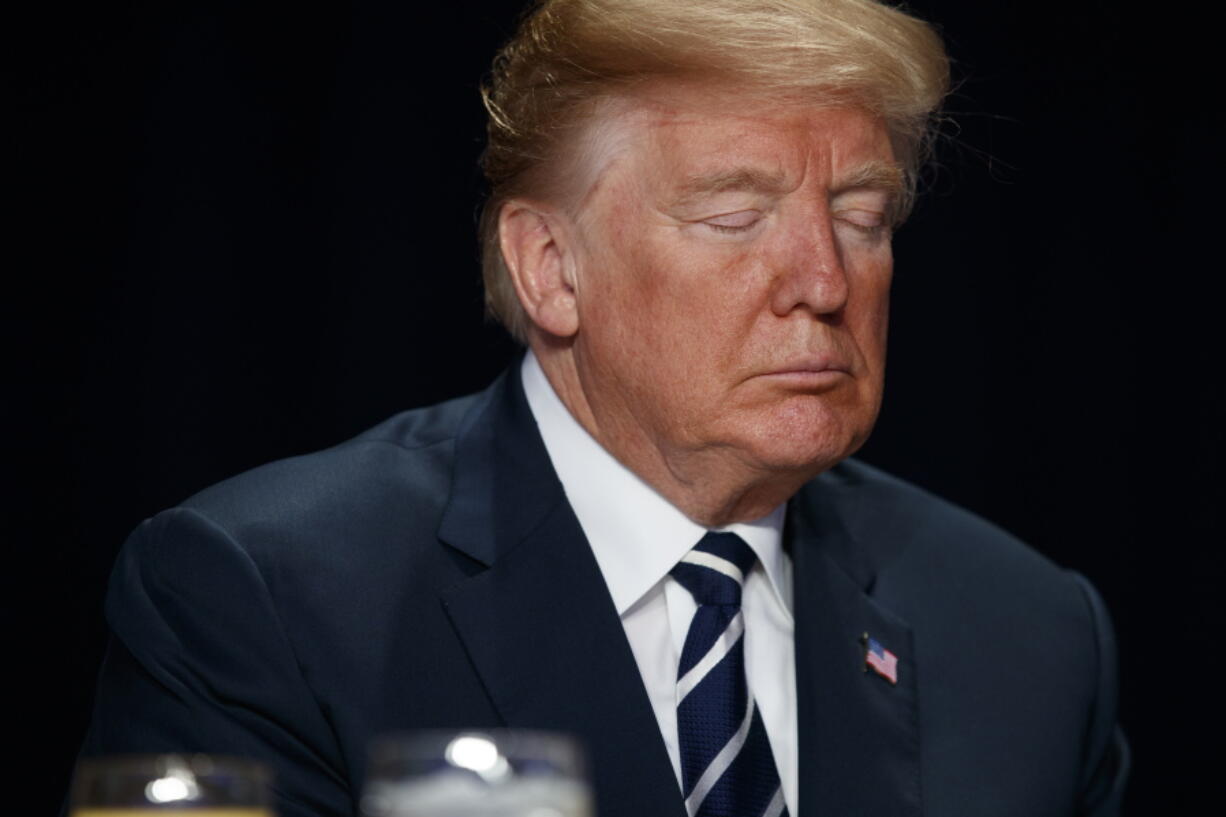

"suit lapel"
[789,481,923,817]
[437,366,686,817]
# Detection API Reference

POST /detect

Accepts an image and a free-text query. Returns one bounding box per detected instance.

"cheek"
[850,255,893,352]
[580,211,766,379]
[579,233,683,374]
[640,232,766,327]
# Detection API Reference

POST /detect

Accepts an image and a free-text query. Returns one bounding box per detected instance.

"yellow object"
[72,810,273,817]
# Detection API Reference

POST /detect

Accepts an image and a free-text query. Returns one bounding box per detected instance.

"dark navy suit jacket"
[79,366,1128,816]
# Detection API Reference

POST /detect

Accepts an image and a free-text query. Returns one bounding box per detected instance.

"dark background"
[13,0,1220,811]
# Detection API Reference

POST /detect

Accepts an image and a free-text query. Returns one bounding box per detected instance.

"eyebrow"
[833,160,906,196]
[670,160,905,205]
[670,168,790,205]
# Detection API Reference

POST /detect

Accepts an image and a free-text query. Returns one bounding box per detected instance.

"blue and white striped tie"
[672,532,788,817]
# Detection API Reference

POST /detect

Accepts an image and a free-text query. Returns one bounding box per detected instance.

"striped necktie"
[671,532,788,817]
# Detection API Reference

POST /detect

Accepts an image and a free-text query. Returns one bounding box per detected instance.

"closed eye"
[835,208,888,238]
[702,210,763,234]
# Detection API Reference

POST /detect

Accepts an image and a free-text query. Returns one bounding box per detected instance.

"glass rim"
[368,729,583,753]
[366,729,588,777]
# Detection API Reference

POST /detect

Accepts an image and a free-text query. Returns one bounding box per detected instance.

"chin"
[743,402,876,475]
[752,438,860,477]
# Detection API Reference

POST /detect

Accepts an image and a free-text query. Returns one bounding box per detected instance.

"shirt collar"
[521,352,791,617]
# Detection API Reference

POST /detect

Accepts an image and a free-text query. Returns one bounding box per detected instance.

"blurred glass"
[69,755,274,816]
[361,731,593,817]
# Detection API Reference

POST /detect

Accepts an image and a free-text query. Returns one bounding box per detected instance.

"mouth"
[753,357,852,388]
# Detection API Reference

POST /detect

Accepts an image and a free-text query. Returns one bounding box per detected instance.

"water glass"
[69,754,274,816]
[361,731,593,817]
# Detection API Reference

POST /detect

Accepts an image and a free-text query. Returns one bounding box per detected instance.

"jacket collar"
[437,363,564,568]
[437,363,688,817]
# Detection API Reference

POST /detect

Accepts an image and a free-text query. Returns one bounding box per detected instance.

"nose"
[768,209,849,319]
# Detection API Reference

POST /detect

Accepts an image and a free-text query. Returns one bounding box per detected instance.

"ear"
[498,200,580,338]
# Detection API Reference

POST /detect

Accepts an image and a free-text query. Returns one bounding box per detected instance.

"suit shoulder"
[807,458,1071,593]
[172,390,482,547]
[808,459,1106,689]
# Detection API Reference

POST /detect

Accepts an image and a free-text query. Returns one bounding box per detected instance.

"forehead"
[577,87,897,202]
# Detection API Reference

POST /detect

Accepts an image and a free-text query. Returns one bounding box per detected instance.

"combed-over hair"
[479,0,950,341]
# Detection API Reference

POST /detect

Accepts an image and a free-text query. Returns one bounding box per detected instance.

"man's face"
[566,89,898,485]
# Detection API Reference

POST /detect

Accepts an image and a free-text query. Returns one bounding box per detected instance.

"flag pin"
[860,632,899,685]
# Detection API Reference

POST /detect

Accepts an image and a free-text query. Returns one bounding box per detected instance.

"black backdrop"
[14,1,1221,812]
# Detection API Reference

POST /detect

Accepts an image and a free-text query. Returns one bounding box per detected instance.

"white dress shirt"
[521,352,798,814]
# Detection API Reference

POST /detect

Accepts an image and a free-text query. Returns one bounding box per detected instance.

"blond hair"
[479,0,950,341]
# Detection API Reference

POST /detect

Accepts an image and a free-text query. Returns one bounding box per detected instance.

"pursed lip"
[748,355,853,387]
[761,355,851,377]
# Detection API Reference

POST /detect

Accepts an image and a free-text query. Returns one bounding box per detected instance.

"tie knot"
[670,531,757,607]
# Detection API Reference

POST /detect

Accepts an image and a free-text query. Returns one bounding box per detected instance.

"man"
[77,1,1128,815]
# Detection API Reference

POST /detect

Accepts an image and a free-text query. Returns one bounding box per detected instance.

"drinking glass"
[361,731,593,817]
[69,754,274,816]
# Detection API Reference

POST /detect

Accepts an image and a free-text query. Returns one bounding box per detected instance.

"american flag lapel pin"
[860,632,899,685]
